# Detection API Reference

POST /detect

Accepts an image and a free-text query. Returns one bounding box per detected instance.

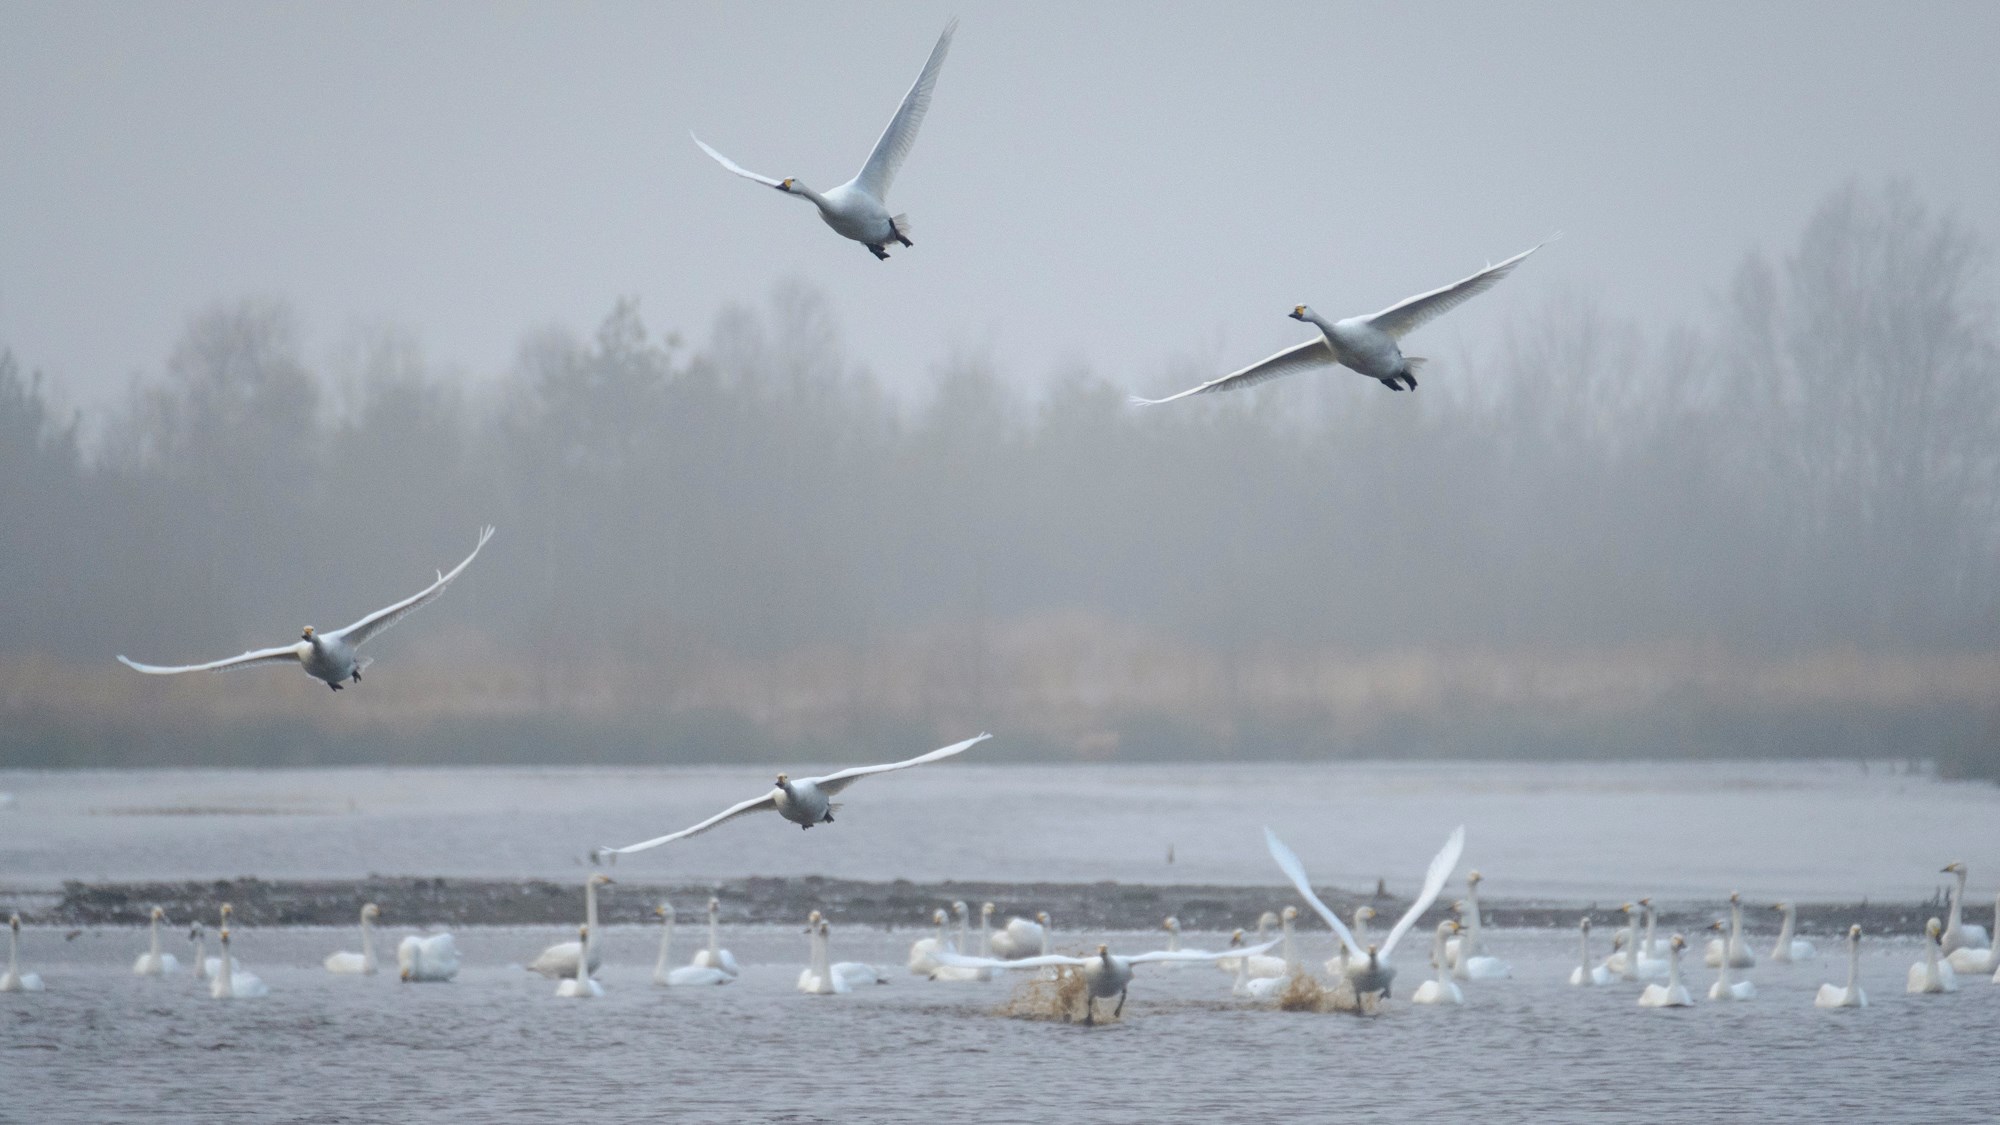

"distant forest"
[3,183,1996,775]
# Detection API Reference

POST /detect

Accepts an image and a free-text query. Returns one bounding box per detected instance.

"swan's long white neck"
[1281,912,1296,970]
[1577,923,1591,974]
[980,910,992,957]
[956,908,969,951]
[1716,936,1735,989]
[1234,942,1249,991]
[584,881,601,955]
[150,913,163,957]
[1666,942,1683,992]
[359,908,376,965]
[814,925,832,980]
[655,912,674,977]
[1775,905,1796,951]
[1947,869,1967,931]
[1728,899,1743,948]
[708,904,721,958]
[1039,916,1051,957]
[1844,932,1861,991]
[7,921,18,977]
[1298,308,1339,337]
[1432,925,1451,985]
[216,932,234,997]
[1643,904,1658,957]
[192,929,207,978]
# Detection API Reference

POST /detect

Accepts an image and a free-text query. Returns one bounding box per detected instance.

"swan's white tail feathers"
[1405,357,1429,372]
[891,214,913,241]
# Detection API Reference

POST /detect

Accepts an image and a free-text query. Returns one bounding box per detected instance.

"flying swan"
[118,525,495,691]
[599,733,991,856]
[1131,241,1552,404]
[692,20,956,261]
[1264,824,1467,1002]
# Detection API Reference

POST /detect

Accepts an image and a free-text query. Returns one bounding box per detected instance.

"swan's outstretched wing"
[602,791,780,856]
[1264,827,1366,961]
[327,526,494,647]
[691,133,787,189]
[934,949,1086,972]
[853,19,956,201]
[811,732,991,795]
[1129,338,1334,406]
[1363,241,1551,340]
[1378,825,1467,960]
[117,643,307,675]
[1127,939,1280,965]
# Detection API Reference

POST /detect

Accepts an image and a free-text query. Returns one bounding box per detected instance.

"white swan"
[132,906,180,976]
[1132,241,1552,404]
[1941,863,1991,955]
[397,933,460,983]
[1704,892,1757,969]
[1412,921,1466,1005]
[1946,894,2000,973]
[209,927,267,1000]
[938,939,1276,1026]
[1631,899,1669,978]
[197,904,239,978]
[799,916,887,994]
[688,897,741,977]
[1265,824,1467,1001]
[119,526,494,691]
[188,923,209,982]
[692,19,955,261]
[528,873,612,978]
[1815,925,1867,1009]
[929,900,991,983]
[1907,918,1958,994]
[989,911,1049,961]
[555,925,603,999]
[1638,934,1693,1008]
[1569,917,1613,986]
[2,915,43,992]
[656,903,731,987]
[601,733,991,855]
[1237,909,1292,980]
[1221,910,1280,976]
[1769,902,1817,963]
[978,902,997,957]
[1706,922,1757,1001]
[1230,931,1288,1000]
[907,908,950,975]
[1328,905,1376,976]
[324,903,380,975]
[1450,881,1511,980]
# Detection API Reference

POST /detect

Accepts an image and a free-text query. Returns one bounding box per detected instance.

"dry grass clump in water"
[997,967,1118,1025]
[1277,972,1371,1015]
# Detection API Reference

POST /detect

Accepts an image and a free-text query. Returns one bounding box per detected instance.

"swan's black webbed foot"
[328,683,343,691]
[800,823,812,831]
[1402,371,1418,390]
[1380,378,1404,391]
[351,669,362,683]
[866,243,891,260]
[1082,998,1096,1026]
[1113,988,1127,1018]
[895,232,913,248]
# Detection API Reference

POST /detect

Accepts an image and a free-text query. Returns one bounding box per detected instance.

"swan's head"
[361,903,380,920]
[1355,905,1377,924]
[952,901,968,917]
[1468,870,1483,886]
[8,914,18,933]
[776,177,807,195]
[1450,899,1467,916]
[1729,891,1741,904]
[707,896,720,913]
[774,773,791,790]
[1036,911,1050,926]
[1942,861,1966,875]
[220,927,232,946]
[220,904,233,922]
[1439,919,1458,936]
[655,903,673,921]
[1579,916,1592,932]
[150,906,166,922]
[301,625,316,640]
[1289,304,1312,321]
[1668,934,1686,951]
[1162,916,1180,933]
[932,908,948,925]
[1847,924,1862,940]
[818,919,831,937]
[590,874,615,888]
[1096,943,1111,960]
[578,923,590,943]
[1620,902,1635,915]
[1707,920,1726,933]
[982,902,995,918]
[1281,906,1298,922]
[803,909,822,932]
[1925,917,1943,939]
[1229,929,1245,947]
[1638,897,1653,908]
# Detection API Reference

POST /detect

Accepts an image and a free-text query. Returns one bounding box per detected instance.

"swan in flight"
[1569,917,1613,986]
[689,897,741,977]
[118,526,494,690]
[324,903,380,975]
[209,927,268,1000]
[1704,892,1757,969]
[1769,902,1817,963]
[554,925,604,999]
[907,908,950,976]
[1814,925,1867,1009]
[132,906,180,976]
[1637,934,1693,1008]
[1265,824,1466,1002]
[989,911,1050,961]
[1131,241,1552,404]
[1412,921,1466,1005]
[1705,922,1756,1001]
[2,915,43,992]
[692,20,956,261]
[600,733,991,856]
[1940,863,1991,954]
[397,933,460,982]
[1946,894,2000,974]
[1906,918,1957,994]
[939,939,1277,1026]
[528,873,612,978]
[655,903,731,987]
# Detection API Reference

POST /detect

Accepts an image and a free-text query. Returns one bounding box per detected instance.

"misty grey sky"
[3,1,1997,413]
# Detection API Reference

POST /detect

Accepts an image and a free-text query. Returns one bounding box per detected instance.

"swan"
[907,908,950,975]
[527,873,612,978]
[397,933,460,982]
[655,903,731,987]
[1769,902,1817,963]
[688,897,741,977]
[209,927,267,1000]
[600,733,991,856]
[554,925,603,999]
[188,923,209,982]
[798,916,887,994]
[1443,869,1490,964]
[1704,892,1757,969]
[132,907,180,976]
[1706,922,1756,1000]
[1947,895,2000,973]
[196,904,240,978]
[989,911,1049,961]
[1132,241,1552,404]
[1569,917,1613,986]
[1907,918,1957,994]
[1412,921,1466,1005]
[978,902,997,956]
[1236,910,1293,980]
[1638,934,1693,1008]
[692,19,955,261]
[1450,884,1511,980]
[2,915,43,992]
[938,939,1277,1026]
[1940,863,1991,954]
[118,526,494,691]
[1230,931,1288,1000]
[929,901,991,982]
[1815,925,1867,1009]
[324,903,380,974]
[1265,824,1466,1002]
[1328,905,1376,976]
[1220,911,1280,975]
[1629,899,1669,978]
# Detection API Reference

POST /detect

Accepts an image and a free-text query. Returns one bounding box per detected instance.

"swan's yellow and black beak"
[1289,305,1307,320]
[777,178,795,193]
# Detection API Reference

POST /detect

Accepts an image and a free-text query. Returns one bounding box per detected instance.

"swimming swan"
[1638,934,1693,1008]
[1946,894,2000,974]
[689,897,741,977]
[1704,892,1757,969]
[1265,824,1467,1002]
[989,912,1050,961]
[1940,863,1991,954]
[555,925,603,999]
[1569,917,1613,986]
[1131,241,1552,404]
[799,917,888,994]
[1769,902,1817,963]
[1814,925,1867,1009]
[2,915,43,992]
[1907,918,1957,994]
[1450,876,1511,980]
[398,933,460,982]
[907,908,950,975]
[656,903,731,987]
[1706,922,1756,1000]
[600,733,991,856]
[324,903,380,974]
[929,900,991,983]
[189,923,209,982]
[209,927,267,1000]
[938,939,1277,1026]
[692,20,955,261]
[1412,921,1466,1005]
[528,873,612,978]
[118,525,494,691]
[132,906,181,976]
